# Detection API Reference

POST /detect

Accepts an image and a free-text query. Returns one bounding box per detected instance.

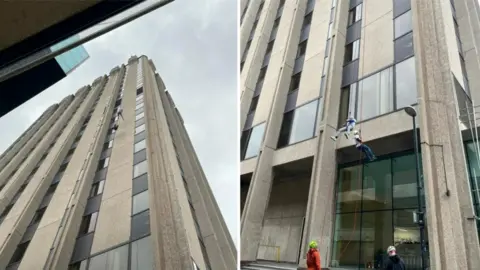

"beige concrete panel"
[90,190,131,254]
[359,11,393,77]
[241,157,257,175]
[304,20,329,60]
[272,138,316,166]
[271,1,302,56]
[17,221,60,270]
[363,0,393,27]
[336,108,415,149]
[240,0,262,56]
[464,49,480,104]
[0,225,21,268]
[296,54,325,105]
[311,0,333,27]
[253,62,294,126]
[240,87,255,132]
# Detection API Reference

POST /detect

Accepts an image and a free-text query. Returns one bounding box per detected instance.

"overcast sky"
[0,0,238,246]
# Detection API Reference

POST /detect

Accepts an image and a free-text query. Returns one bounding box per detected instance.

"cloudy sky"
[0,0,239,246]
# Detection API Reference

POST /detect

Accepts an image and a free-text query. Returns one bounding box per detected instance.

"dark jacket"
[384,255,406,270]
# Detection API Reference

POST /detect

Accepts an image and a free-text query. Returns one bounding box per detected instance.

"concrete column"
[240,0,279,131]
[298,0,348,268]
[413,0,480,269]
[144,62,191,270]
[241,1,309,262]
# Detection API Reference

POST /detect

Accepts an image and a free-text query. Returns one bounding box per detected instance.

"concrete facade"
[240,0,480,269]
[0,56,236,270]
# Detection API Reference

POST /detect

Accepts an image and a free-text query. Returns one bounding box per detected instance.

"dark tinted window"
[133,149,147,165]
[131,210,151,240]
[277,111,294,148]
[70,233,94,263]
[133,174,149,195]
[394,32,414,62]
[134,131,146,144]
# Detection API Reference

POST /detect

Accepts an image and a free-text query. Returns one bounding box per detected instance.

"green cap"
[309,241,317,249]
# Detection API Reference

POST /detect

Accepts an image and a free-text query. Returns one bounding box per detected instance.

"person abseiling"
[353,130,376,162]
[331,114,356,141]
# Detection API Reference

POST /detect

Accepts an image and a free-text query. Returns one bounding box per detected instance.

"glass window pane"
[395,57,417,109]
[393,154,421,208]
[394,10,412,39]
[134,140,146,153]
[244,123,266,159]
[133,160,148,178]
[466,142,480,204]
[362,159,392,211]
[394,32,414,62]
[331,213,361,267]
[135,112,145,121]
[130,236,154,270]
[394,209,422,269]
[88,212,98,232]
[135,124,145,134]
[88,245,128,270]
[358,68,393,121]
[131,210,151,240]
[359,211,393,268]
[133,174,149,196]
[393,0,411,18]
[277,112,294,148]
[132,191,150,215]
[336,165,362,213]
[288,100,318,144]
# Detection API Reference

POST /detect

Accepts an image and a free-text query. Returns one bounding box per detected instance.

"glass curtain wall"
[332,152,427,270]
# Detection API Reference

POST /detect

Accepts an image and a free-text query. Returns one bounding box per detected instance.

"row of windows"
[69,79,125,268]
[136,59,143,89]
[244,0,286,131]
[240,0,265,69]
[5,129,74,269]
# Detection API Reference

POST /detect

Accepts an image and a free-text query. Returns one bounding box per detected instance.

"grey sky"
[0,0,238,246]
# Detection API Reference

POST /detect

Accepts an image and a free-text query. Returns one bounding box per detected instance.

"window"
[52,170,64,184]
[130,236,154,270]
[134,140,147,153]
[327,23,333,39]
[394,32,414,62]
[136,98,144,105]
[0,204,14,221]
[244,123,266,159]
[136,87,143,95]
[136,112,145,121]
[393,0,411,17]
[394,10,412,39]
[104,140,114,150]
[277,100,318,147]
[136,94,144,101]
[90,180,105,197]
[249,97,259,113]
[78,212,98,235]
[395,57,417,109]
[133,160,148,178]
[344,40,360,64]
[134,131,146,144]
[270,18,280,39]
[296,41,308,58]
[98,157,109,170]
[289,73,301,92]
[133,174,149,195]
[323,57,329,76]
[338,84,357,128]
[69,261,87,270]
[348,3,362,26]
[133,149,147,165]
[132,191,150,215]
[303,13,312,28]
[357,67,394,121]
[88,244,128,270]
[31,207,46,225]
[135,124,146,134]
[131,210,151,240]
[8,241,30,266]
[136,103,144,110]
[265,41,274,55]
[136,107,144,115]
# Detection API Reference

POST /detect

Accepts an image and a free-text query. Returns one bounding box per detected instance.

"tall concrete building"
[240,0,480,269]
[0,55,236,270]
